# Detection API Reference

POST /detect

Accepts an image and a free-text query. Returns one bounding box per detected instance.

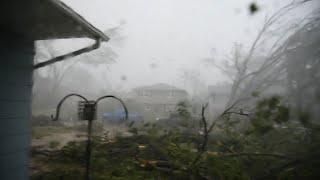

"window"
[168,90,174,98]
[143,90,151,96]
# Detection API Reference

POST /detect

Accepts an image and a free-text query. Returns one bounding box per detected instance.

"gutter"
[34,0,111,69]
[34,38,101,69]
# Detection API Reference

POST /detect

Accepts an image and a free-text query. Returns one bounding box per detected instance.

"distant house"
[130,83,189,119]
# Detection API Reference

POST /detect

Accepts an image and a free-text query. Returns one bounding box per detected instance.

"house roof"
[130,83,189,105]
[0,0,109,41]
[139,97,188,105]
[134,83,186,91]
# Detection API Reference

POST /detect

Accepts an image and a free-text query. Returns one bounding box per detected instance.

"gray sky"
[58,0,317,91]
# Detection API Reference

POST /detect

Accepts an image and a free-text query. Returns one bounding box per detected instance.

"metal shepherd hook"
[52,94,128,180]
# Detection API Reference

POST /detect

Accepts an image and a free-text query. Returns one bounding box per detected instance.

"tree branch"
[190,104,209,166]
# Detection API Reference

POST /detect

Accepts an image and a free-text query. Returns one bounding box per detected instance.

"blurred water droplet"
[121,75,127,81]
[150,63,158,68]
[249,2,259,15]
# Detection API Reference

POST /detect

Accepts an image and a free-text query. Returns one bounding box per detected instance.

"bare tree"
[191,0,314,166]
[33,23,125,113]
[36,23,124,87]
[180,69,207,98]
[206,0,312,109]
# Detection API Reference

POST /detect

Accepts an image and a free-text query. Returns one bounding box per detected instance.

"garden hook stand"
[51,93,128,180]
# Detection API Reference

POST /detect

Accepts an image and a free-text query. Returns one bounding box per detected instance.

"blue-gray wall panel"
[0,151,29,179]
[0,117,30,136]
[0,84,32,101]
[0,67,33,85]
[0,134,30,155]
[0,37,34,180]
[0,101,31,119]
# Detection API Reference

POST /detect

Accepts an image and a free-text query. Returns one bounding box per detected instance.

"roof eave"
[49,0,109,42]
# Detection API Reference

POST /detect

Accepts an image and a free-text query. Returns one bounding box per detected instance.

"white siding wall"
[0,37,34,180]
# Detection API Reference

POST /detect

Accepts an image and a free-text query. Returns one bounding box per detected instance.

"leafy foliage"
[250,96,290,135]
[176,101,191,120]
[31,96,320,179]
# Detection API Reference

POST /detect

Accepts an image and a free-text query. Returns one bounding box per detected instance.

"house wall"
[134,89,187,99]
[132,89,188,119]
[0,36,34,180]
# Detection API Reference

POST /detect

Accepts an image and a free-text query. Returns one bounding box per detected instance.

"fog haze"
[36,0,318,92]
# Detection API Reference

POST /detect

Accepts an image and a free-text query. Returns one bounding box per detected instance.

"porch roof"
[0,0,109,41]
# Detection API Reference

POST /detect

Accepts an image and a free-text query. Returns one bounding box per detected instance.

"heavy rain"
[1,0,320,179]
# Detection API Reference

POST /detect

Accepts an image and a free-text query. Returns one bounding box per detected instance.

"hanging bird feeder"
[51,93,128,180]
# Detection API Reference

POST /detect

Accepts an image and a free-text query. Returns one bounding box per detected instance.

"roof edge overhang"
[0,0,109,42]
[48,0,109,42]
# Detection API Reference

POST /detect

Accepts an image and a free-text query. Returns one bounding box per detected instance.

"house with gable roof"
[130,83,189,120]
